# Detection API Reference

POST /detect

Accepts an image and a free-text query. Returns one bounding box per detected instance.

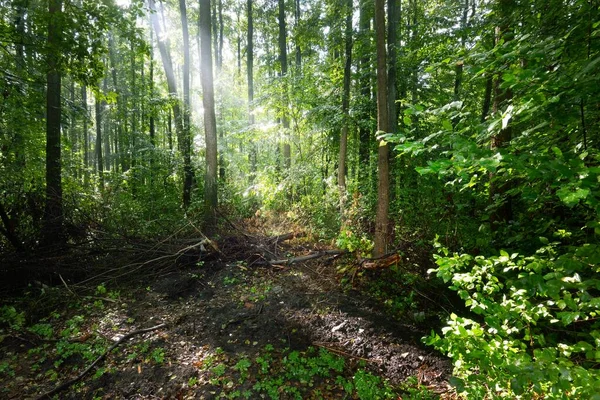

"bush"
[426,240,600,399]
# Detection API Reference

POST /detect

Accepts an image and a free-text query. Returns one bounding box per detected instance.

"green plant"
[233,357,251,381]
[188,376,198,387]
[150,347,165,364]
[0,361,15,377]
[353,370,395,400]
[223,276,239,286]
[399,376,439,400]
[427,242,600,399]
[211,363,226,377]
[29,323,53,339]
[0,306,25,330]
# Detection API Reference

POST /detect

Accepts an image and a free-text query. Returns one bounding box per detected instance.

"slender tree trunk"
[294,0,301,69]
[43,0,65,245]
[374,0,390,257]
[109,34,126,172]
[180,0,193,207]
[387,0,399,134]
[150,0,186,203]
[218,0,223,72]
[82,85,89,184]
[357,0,373,182]
[278,0,291,170]
[95,91,104,187]
[489,0,514,230]
[102,76,111,172]
[338,0,353,211]
[247,0,257,183]
[200,0,218,228]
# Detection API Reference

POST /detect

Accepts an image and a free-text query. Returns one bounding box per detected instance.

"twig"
[312,342,376,363]
[36,323,167,400]
[58,274,78,298]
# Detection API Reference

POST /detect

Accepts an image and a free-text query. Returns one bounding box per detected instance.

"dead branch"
[268,231,305,243]
[36,323,167,400]
[360,253,401,270]
[268,250,347,266]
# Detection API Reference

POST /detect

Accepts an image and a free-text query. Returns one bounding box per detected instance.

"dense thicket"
[1,0,599,397]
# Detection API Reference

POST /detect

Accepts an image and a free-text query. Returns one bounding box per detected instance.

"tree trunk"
[200,0,218,228]
[294,0,301,70]
[218,0,223,72]
[489,0,514,230]
[387,0,399,134]
[94,91,104,187]
[150,0,185,203]
[357,0,373,183]
[180,0,193,208]
[247,0,257,183]
[278,0,291,170]
[82,85,89,185]
[374,0,390,257]
[43,0,65,245]
[338,0,353,211]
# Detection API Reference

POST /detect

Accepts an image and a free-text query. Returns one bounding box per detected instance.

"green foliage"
[353,370,395,400]
[0,306,25,330]
[427,242,600,398]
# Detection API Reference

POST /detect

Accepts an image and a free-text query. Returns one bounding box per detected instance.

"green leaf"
[551,147,563,158]
[403,115,412,126]
[442,119,453,131]
[556,186,590,207]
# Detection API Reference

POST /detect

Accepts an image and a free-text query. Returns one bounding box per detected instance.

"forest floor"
[0,218,453,399]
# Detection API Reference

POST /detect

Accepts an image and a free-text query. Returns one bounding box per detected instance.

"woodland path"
[1,224,451,399]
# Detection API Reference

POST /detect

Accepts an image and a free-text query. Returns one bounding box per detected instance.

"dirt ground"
[0,229,452,399]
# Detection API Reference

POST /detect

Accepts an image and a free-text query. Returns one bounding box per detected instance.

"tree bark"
[489,0,514,230]
[278,0,291,170]
[200,0,218,229]
[94,91,104,187]
[180,0,194,208]
[82,85,89,185]
[338,0,353,210]
[357,0,373,183]
[374,0,390,257]
[150,0,186,204]
[247,0,257,183]
[43,0,65,246]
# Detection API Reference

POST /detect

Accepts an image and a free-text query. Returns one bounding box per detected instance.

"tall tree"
[373,0,390,257]
[338,0,353,209]
[489,0,514,230]
[180,0,193,207]
[149,0,186,205]
[42,0,65,246]
[278,0,291,170]
[247,0,257,182]
[357,0,373,184]
[94,89,104,187]
[200,0,218,228]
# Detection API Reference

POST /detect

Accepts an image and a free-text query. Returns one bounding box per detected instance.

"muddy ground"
[0,229,453,399]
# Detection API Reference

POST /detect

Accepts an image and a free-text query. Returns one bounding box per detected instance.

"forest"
[1,0,599,398]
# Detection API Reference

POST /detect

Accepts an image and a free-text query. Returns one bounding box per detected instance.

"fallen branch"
[312,341,377,363]
[268,231,305,243]
[269,250,347,266]
[36,323,167,400]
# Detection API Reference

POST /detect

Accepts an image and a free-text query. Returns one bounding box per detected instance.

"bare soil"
[0,229,452,399]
